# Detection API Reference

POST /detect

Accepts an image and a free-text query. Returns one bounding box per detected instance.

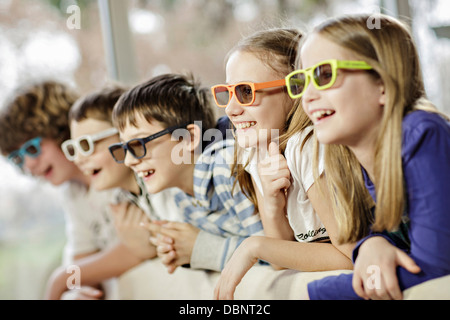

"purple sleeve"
[307,112,450,299]
[395,112,450,288]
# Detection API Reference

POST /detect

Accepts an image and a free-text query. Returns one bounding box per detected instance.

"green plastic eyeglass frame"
[285,59,373,99]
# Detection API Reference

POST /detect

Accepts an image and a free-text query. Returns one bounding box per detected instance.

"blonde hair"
[227,28,304,212]
[311,14,447,243]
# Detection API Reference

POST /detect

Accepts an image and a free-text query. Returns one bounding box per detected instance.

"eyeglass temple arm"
[254,79,286,90]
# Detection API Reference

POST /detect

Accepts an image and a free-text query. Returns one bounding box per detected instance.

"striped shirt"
[174,139,264,271]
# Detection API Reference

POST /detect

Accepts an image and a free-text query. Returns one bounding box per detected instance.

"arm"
[352,115,450,299]
[215,235,353,299]
[307,174,355,259]
[44,242,146,300]
[110,202,157,260]
[145,221,247,272]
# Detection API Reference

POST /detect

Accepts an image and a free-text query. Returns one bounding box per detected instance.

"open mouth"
[84,168,102,177]
[43,166,53,178]
[312,110,335,122]
[235,121,256,130]
[138,169,155,180]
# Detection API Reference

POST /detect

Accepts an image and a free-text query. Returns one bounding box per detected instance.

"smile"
[138,169,155,178]
[312,110,335,122]
[235,121,256,130]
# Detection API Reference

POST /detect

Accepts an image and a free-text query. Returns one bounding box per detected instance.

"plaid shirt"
[174,139,264,271]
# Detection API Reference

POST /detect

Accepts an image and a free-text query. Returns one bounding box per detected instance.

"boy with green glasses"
[112,73,264,273]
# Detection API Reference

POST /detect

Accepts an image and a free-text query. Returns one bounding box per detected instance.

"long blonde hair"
[311,14,446,243]
[227,28,304,212]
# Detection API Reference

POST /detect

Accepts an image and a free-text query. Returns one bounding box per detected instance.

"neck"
[120,172,141,195]
[349,142,376,183]
[177,156,198,196]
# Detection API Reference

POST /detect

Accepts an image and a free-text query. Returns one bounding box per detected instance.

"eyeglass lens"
[288,63,334,96]
[214,84,254,106]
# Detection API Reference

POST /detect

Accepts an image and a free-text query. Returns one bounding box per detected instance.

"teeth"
[312,110,334,121]
[83,169,94,176]
[235,121,256,130]
[138,170,155,178]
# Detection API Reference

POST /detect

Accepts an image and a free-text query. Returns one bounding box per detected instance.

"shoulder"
[402,110,450,162]
[285,126,321,173]
[197,139,235,171]
[194,139,235,197]
[403,110,449,134]
[285,126,315,156]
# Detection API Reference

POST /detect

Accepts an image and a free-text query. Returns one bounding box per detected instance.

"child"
[110,73,264,273]
[212,28,354,300]
[286,14,450,299]
[0,81,118,299]
[44,85,182,299]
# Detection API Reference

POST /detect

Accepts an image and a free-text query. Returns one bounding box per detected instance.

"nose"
[23,154,40,174]
[123,150,140,168]
[73,152,88,167]
[301,77,320,106]
[225,93,244,119]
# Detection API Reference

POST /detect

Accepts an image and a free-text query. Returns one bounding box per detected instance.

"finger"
[79,287,103,298]
[141,221,163,234]
[167,264,178,274]
[269,177,291,193]
[152,220,169,226]
[160,221,185,231]
[397,251,421,274]
[382,267,402,300]
[157,225,182,239]
[161,250,176,265]
[157,242,174,254]
[268,141,281,156]
[352,273,369,300]
[109,202,130,220]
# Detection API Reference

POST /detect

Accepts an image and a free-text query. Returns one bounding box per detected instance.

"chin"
[143,182,163,195]
[236,136,257,149]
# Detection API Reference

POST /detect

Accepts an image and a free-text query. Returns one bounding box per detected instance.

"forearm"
[191,230,245,271]
[46,242,150,299]
[249,236,353,272]
[255,183,294,241]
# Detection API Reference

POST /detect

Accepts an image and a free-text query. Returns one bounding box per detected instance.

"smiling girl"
[212,28,354,300]
[286,14,450,299]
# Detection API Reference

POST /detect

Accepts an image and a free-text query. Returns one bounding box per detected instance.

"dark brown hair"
[112,73,215,132]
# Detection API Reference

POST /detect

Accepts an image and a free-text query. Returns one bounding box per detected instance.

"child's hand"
[110,202,155,260]
[352,236,421,300]
[214,237,259,300]
[258,141,291,218]
[143,221,200,273]
[60,286,104,300]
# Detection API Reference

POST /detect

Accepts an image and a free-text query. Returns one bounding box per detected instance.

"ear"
[378,80,386,106]
[184,123,202,153]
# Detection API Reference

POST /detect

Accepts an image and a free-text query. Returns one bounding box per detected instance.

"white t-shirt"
[244,127,329,243]
[60,182,119,264]
[285,128,329,243]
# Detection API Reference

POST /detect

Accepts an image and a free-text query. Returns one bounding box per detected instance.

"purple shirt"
[308,110,450,299]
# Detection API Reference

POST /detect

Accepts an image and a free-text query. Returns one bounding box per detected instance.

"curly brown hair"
[0,81,79,155]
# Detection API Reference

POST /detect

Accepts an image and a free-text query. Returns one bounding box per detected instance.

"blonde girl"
[212,28,354,299]
[286,14,450,299]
